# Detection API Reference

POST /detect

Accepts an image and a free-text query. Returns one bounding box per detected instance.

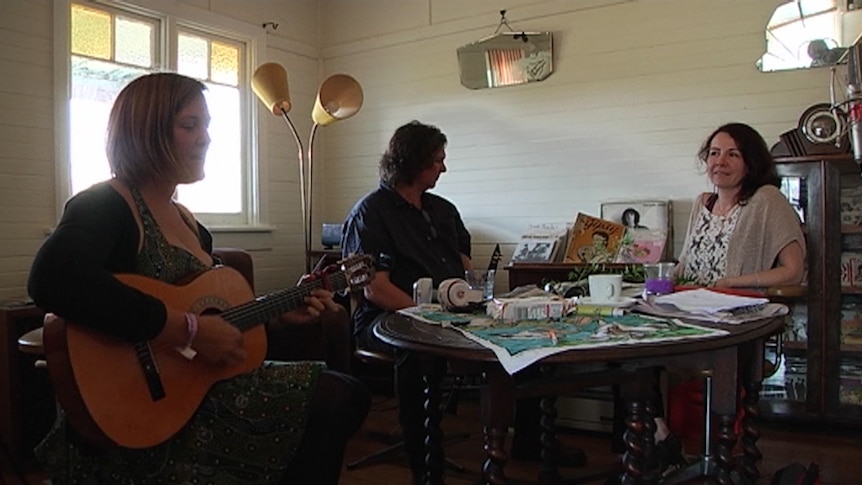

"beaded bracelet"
[184,313,199,348]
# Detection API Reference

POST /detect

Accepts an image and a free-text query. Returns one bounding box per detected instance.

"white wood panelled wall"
[317,0,835,293]
[0,0,839,301]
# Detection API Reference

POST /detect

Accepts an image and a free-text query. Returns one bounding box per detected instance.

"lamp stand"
[306,123,320,275]
[277,109,312,274]
[252,64,363,275]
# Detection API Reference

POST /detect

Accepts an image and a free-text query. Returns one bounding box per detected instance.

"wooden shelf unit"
[772,154,862,424]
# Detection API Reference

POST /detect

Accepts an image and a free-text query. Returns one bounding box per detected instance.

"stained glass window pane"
[211,41,238,86]
[115,17,153,68]
[178,34,209,80]
[71,4,112,60]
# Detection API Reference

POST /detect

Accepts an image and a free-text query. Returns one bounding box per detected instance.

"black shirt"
[342,183,471,335]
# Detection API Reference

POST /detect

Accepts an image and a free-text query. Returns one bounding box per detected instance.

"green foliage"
[567,263,645,283]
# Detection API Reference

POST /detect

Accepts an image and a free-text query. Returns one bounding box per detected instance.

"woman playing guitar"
[28,72,370,484]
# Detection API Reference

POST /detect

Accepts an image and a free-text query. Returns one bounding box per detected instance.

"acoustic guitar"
[43,255,373,449]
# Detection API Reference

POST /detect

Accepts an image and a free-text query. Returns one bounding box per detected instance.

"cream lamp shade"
[311,74,363,126]
[252,62,292,115]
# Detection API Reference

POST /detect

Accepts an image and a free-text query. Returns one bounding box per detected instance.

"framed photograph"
[600,200,672,260]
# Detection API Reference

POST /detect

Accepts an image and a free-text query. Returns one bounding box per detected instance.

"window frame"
[54,0,271,230]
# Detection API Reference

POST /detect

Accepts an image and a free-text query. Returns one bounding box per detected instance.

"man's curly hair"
[379,120,447,187]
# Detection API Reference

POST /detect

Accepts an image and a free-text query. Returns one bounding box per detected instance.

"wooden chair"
[347,345,471,472]
[346,290,472,472]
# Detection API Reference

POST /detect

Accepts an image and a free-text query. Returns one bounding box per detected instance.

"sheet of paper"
[635,300,788,324]
[653,289,769,314]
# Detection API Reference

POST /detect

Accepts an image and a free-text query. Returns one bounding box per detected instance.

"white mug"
[413,277,433,304]
[588,274,622,303]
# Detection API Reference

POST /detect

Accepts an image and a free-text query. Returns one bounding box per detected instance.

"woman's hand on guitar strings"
[193,315,247,366]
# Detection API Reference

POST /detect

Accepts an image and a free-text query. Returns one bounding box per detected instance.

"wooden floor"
[338,391,862,484]
[3,390,861,484]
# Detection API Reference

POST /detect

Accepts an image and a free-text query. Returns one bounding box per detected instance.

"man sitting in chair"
[343,120,584,483]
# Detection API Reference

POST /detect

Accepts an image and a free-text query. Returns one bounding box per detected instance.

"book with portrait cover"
[600,199,672,261]
[564,213,626,264]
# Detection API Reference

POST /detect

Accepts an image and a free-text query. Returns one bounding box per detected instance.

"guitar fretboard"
[222,272,348,331]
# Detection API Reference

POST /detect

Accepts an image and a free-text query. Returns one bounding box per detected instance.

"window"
[63,1,262,227]
[757,0,846,72]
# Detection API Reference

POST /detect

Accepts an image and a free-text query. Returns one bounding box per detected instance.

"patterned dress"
[35,187,324,484]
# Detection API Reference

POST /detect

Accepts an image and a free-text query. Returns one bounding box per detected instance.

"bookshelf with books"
[507,212,652,289]
[772,154,862,423]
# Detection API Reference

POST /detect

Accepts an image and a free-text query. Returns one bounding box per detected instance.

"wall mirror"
[757,0,862,72]
[457,31,553,89]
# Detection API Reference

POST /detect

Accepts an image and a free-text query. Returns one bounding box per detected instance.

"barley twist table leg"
[740,379,762,484]
[538,365,561,485]
[621,400,647,484]
[538,394,560,484]
[422,373,444,485]
[714,413,737,485]
[642,399,659,484]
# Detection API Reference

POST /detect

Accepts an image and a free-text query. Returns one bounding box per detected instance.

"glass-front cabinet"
[768,155,862,423]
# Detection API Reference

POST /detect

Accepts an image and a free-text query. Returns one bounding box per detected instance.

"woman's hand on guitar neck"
[194,315,247,366]
[279,288,340,327]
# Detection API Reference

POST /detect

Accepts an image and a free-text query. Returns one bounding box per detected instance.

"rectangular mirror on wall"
[457,31,553,89]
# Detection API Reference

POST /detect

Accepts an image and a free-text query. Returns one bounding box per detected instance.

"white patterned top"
[681,203,741,286]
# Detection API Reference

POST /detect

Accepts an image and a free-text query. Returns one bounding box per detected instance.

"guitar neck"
[222,271,348,331]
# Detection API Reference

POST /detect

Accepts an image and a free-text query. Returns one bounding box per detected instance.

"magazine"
[563,213,626,264]
[511,222,571,263]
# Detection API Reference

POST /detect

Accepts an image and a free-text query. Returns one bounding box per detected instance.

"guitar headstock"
[322,254,374,292]
[488,243,502,271]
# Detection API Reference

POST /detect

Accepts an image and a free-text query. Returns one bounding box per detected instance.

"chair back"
[212,247,254,291]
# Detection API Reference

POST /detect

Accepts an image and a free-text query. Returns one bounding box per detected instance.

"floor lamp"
[251,62,364,273]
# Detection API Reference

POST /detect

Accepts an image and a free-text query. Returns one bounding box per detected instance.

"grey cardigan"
[676,185,806,282]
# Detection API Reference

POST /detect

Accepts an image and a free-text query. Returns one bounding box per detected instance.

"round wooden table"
[375,312,785,485]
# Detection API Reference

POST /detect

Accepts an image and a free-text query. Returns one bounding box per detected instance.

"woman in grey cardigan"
[608,123,807,485]
[675,122,806,287]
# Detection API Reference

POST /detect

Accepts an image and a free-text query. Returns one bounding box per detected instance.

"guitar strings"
[223,272,349,330]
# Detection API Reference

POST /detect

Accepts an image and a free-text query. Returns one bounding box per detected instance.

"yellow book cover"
[564,213,626,263]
